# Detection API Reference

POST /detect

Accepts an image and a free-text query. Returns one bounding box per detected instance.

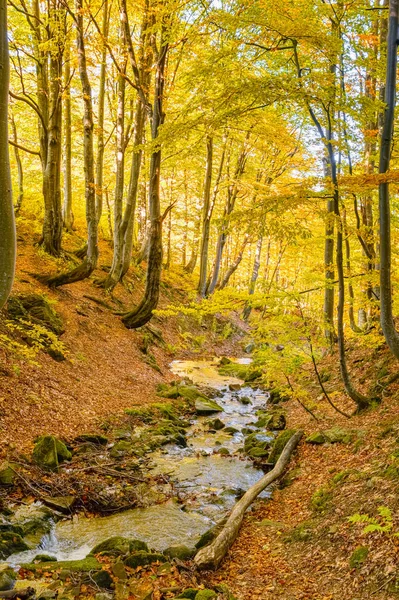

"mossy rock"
[284,523,313,543]
[176,590,199,599]
[163,545,195,560]
[349,546,368,568]
[266,412,286,431]
[208,418,225,431]
[306,432,326,445]
[323,427,354,444]
[91,570,113,589]
[195,397,223,415]
[0,463,15,486]
[195,591,217,600]
[248,447,270,458]
[268,429,297,464]
[75,434,108,446]
[7,294,64,335]
[124,551,166,568]
[268,389,289,405]
[311,487,332,513]
[109,441,135,458]
[217,447,230,456]
[218,357,232,366]
[21,556,101,573]
[32,435,72,471]
[33,554,58,562]
[0,532,29,559]
[0,566,16,591]
[244,432,272,455]
[42,495,76,514]
[238,396,251,405]
[91,536,148,557]
[224,427,239,435]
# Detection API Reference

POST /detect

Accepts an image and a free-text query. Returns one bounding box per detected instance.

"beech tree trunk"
[218,235,249,289]
[378,0,399,359]
[122,9,168,328]
[0,0,16,309]
[243,235,263,320]
[198,136,213,297]
[63,38,73,231]
[194,431,303,570]
[10,113,23,213]
[43,0,98,286]
[95,0,109,223]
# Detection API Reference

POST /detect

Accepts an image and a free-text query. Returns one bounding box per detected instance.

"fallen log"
[0,588,36,600]
[194,430,303,570]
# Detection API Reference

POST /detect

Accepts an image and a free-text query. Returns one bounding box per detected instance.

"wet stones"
[124,551,166,569]
[194,397,223,415]
[0,565,16,591]
[91,536,148,557]
[163,545,195,560]
[0,532,29,560]
[32,435,72,471]
[207,418,225,431]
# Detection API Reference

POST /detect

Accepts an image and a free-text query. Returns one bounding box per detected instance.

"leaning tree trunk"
[194,431,303,570]
[378,0,399,359]
[42,0,98,286]
[122,30,168,328]
[0,0,16,309]
[198,136,213,297]
[218,235,249,289]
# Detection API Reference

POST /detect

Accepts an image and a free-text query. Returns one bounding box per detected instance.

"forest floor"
[2,232,399,600]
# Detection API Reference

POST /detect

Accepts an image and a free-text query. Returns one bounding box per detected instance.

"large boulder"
[32,436,72,471]
[323,427,354,444]
[195,397,223,415]
[163,545,195,560]
[91,536,148,557]
[10,504,54,545]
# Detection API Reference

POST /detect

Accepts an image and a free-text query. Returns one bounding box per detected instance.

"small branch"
[8,139,40,156]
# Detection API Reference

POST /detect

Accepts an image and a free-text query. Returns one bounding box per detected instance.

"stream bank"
[0,357,291,600]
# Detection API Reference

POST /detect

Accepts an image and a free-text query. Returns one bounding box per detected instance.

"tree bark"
[218,235,249,289]
[10,112,23,213]
[194,431,303,570]
[198,136,213,297]
[122,7,168,328]
[243,234,263,320]
[95,0,109,223]
[378,0,399,359]
[42,0,98,286]
[63,37,73,231]
[0,0,16,310]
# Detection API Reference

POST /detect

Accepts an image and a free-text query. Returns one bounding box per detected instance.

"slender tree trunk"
[10,113,23,213]
[198,136,213,296]
[41,1,64,256]
[207,136,249,294]
[343,208,362,333]
[164,206,172,270]
[378,0,399,359]
[243,235,263,320]
[42,0,98,286]
[63,38,73,231]
[95,0,109,223]
[218,235,248,289]
[0,0,16,309]
[122,13,168,328]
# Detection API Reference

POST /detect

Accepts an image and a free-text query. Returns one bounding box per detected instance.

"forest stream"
[7,358,272,566]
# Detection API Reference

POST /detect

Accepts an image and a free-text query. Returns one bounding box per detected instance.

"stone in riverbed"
[207,418,225,431]
[229,384,241,391]
[238,396,251,405]
[33,554,57,562]
[224,426,239,435]
[91,536,148,557]
[195,397,223,415]
[42,495,76,514]
[32,435,72,471]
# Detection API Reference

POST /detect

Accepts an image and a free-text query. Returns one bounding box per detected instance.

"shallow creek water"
[9,358,272,564]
